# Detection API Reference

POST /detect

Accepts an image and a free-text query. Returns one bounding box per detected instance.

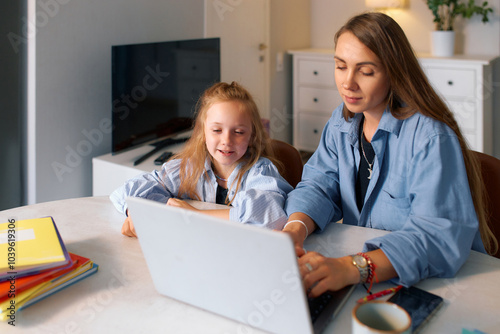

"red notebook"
[0,253,86,303]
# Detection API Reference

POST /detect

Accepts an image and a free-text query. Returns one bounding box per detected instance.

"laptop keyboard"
[307,286,355,333]
[308,292,334,323]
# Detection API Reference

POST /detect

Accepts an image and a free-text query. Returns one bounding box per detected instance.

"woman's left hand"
[166,198,198,211]
[298,251,358,298]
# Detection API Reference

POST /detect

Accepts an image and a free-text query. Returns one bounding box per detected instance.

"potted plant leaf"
[425,0,494,56]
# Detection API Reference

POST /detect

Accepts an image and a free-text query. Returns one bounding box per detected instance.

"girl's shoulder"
[255,156,272,165]
[243,157,293,192]
[251,156,274,168]
[247,157,280,176]
[159,158,182,174]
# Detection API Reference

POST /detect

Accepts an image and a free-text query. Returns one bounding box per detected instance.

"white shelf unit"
[92,139,187,196]
[288,49,341,152]
[418,53,499,155]
[289,49,499,155]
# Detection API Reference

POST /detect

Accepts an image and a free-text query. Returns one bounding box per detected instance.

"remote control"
[154,151,173,165]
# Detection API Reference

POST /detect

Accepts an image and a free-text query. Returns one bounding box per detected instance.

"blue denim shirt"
[110,157,293,230]
[286,104,485,286]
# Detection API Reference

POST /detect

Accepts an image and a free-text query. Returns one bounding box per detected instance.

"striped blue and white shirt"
[110,157,293,230]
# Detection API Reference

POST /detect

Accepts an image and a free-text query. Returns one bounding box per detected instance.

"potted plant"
[425,0,494,56]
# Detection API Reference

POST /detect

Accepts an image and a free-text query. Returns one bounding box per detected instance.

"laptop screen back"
[127,197,314,334]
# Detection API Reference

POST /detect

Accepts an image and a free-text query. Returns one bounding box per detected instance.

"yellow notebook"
[0,217,70,280]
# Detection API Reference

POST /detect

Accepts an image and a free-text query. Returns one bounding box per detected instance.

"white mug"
[352,301,411,334]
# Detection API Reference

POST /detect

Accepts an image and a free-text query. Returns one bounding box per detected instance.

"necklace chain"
[360,133,375,180]
[215,174,227,182]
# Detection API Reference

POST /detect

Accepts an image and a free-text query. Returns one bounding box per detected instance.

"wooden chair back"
[473,150,500,258]
[270,140,303,188]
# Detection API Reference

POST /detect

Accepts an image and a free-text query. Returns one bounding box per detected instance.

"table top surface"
[1,196,499,333]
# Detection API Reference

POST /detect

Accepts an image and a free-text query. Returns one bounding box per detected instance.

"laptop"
[126,197,354,334]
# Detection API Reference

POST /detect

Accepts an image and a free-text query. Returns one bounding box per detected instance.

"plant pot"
[431,30,455,57]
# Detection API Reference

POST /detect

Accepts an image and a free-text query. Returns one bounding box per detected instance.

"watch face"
[354,255,367,268]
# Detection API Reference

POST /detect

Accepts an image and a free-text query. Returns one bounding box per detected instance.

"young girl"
[111,81,293,237]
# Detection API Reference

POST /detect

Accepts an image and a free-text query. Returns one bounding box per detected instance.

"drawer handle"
[313,71,318,75]
[447,80,453,86]
[313,98,318,103]
[313,129,318,134]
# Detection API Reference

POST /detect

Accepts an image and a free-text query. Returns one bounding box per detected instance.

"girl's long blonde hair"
[170,81,281,204]
[334,12,498,255]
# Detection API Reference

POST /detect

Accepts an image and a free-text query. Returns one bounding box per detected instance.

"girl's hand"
[121,216,137,237]
[298,252,358,297]
[167,198,198,211]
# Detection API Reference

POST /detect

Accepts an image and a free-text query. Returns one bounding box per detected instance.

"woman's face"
[334,31,390,118]
[204,100,252,174]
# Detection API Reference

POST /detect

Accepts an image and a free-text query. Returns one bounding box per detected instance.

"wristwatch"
[351,254,369,283]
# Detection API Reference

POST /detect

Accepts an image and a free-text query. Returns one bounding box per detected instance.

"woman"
[283,12,498,297]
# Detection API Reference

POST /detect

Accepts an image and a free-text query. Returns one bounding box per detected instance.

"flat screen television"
[111,37,220,154]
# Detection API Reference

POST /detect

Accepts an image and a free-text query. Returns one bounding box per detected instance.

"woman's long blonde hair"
[170,81,281,204]
[334,12,498,255]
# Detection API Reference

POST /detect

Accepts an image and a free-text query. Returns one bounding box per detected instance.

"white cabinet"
[92,139,187,196]
[288,49,342,152]
[289,49,499,154]
[418,54,499,154]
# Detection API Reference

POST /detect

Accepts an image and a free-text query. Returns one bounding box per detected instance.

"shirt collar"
[335,105,403,144]
[204,157,243,185]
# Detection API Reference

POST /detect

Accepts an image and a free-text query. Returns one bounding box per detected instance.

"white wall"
[269,0,311,143]
[310,0,500,55]
[28,0,204,204]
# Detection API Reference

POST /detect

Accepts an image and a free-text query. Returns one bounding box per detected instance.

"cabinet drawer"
[299,87,341,112]
[424,67,476,98]
[298,59,335,86]
[296,113,330,151]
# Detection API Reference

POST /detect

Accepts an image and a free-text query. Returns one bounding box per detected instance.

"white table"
[1,197,499,333]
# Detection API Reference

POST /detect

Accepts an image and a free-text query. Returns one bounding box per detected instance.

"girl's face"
[204,100,253,174]
[334,31,390,118]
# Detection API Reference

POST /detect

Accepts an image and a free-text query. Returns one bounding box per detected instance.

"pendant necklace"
[360,135,375,180]
[215,174,228,182]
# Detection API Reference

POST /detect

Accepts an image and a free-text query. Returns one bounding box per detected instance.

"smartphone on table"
[388,286,444,334]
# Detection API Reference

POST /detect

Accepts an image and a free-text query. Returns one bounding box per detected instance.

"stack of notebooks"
[0,217,98,321]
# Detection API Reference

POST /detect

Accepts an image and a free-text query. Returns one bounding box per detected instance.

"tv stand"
[92,136,189,196]
[133,136,189,166]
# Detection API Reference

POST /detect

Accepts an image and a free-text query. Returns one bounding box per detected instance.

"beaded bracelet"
[358,252,378,293]
[283,219,309,240]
